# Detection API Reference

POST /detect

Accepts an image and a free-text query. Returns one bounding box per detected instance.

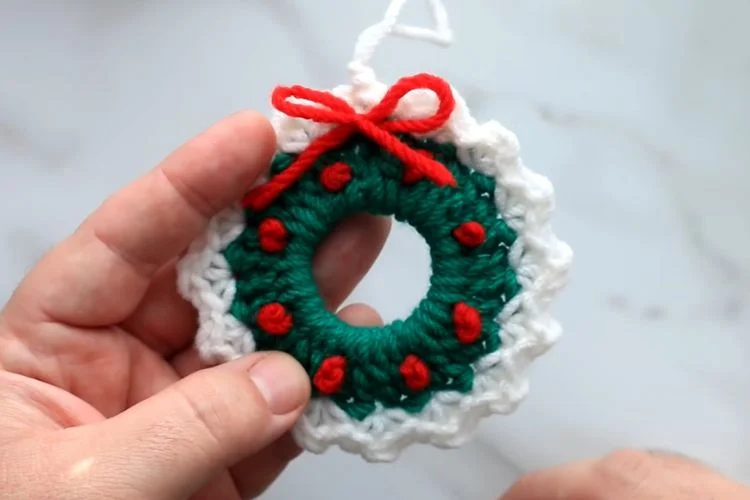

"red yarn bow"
[242,73,457,211]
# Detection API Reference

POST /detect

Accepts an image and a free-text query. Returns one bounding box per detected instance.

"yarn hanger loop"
[348,0,453,88]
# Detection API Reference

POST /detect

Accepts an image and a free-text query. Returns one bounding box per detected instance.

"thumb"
[91,352,310,498]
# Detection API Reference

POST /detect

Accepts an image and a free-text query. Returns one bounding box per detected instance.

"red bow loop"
[366,73,456,133]
[243,73,457,212]
[272,86,357,123]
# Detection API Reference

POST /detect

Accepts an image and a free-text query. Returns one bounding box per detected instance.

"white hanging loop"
[349,0,453,88]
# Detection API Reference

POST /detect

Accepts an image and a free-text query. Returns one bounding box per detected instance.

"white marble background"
[2,0,749,498]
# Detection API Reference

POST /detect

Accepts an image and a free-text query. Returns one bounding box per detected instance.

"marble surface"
[2,0,750,497]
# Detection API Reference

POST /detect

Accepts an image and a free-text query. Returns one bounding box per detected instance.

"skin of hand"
[500,449,750,500]
[0,111,390,500]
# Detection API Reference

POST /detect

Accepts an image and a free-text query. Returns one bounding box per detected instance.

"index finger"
[9,111,275,326]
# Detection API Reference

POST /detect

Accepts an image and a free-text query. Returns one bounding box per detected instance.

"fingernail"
[249,353,310,415]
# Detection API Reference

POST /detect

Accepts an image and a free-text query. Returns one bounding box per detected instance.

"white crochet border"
[176,78,573,462]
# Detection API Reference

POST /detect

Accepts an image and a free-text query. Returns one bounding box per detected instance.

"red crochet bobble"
[453,221,486,248]
[400,355,431,391]
[258,217,288,253]
[453,302,482,344]
[320,162,353,192]
[256,303,293,335]
[314,356,347,394]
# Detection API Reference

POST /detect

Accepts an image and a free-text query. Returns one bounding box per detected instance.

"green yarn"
[223,134,520,420]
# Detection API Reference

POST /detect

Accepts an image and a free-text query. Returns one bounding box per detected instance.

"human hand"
[0,112,390,499]
[501,449,750,499]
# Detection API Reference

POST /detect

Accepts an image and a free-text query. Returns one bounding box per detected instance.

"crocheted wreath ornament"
[178,73,571,462]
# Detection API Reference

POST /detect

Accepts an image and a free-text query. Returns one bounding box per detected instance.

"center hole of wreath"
[331,220,431,322]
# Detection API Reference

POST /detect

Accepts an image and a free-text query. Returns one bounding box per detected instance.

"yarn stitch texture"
[177,74,572,462]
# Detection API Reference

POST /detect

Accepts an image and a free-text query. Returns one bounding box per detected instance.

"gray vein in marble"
[537,103,748,322]
[606,295,670,323]
[0,119,74,171]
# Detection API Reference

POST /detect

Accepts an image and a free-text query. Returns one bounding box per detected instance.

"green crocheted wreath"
[222,134,520,420]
